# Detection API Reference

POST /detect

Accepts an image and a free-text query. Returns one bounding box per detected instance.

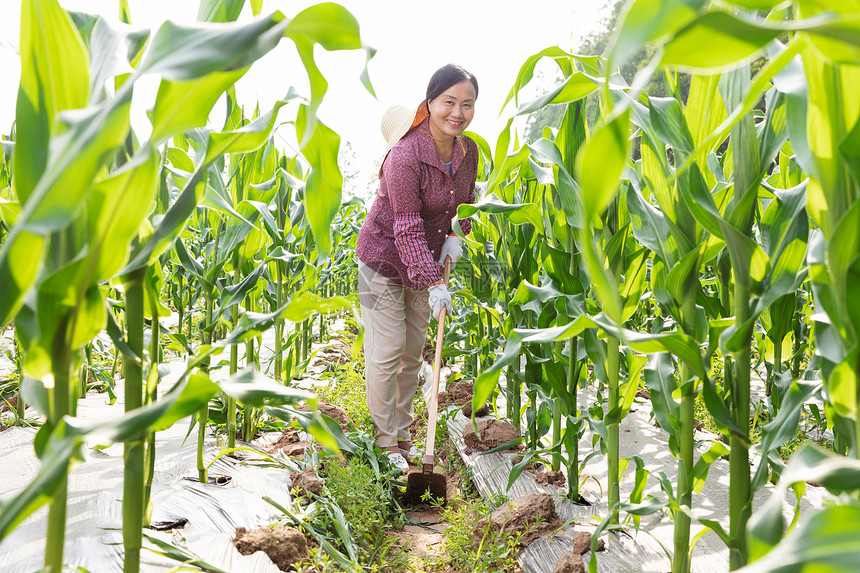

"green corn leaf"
[662,12,782,72]
[644,353,681,449]
[528,138,583,229]
[203,95,295,164]
[690,441,730,494]
[219,368,315,406]
[457,193,544,230]
[88,18,149,99]
[0,427,83,540]
[649,96,695,154]
[501,46,575,113]
[282,291,352,323]
[514,72,597,116]
[197,0,246,22]
[149,69,246,143]
[15,0,90,203]
[86,146,160,281]
[609,0,700,72]
[743,499,860,571]
[285,3,375,145]
[576,111,630,224]
[137,15,289,80]
[296,104,342,259]
[751,379,821,490]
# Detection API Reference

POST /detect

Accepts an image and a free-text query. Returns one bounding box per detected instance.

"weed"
[313,456,409,570]
[318,358,374,435]
[421,493,523,573]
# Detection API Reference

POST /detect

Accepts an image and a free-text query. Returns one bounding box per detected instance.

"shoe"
[386,451,409,473]
[399,445,422,462]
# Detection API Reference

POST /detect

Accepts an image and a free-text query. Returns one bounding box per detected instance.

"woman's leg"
[395,285,432,448]
[358,263,407,450]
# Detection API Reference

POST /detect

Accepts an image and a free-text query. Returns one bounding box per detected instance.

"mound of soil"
[296,401,353,431]
[553,531,605,572]
[572,530,605,555]
[461,400,489,418]
[312,342,352,368]
[290,466,323,497]
[534,470,566,489]
[233,525,309,571]
[463,419,521,453]
[266,428,310,457]
[475,493,562,547]
[553,552,585,573]
[422,339,447,367]
[439,376,472,407]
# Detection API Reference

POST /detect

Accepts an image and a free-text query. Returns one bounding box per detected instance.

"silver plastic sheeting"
[0,382,292,572]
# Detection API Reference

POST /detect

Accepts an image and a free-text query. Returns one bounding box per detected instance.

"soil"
[422,339,448,367]
[0,393,17,412]
[295,401,353,431]
[438,376,473,407]
[635,387,650,400]
[390,507,448,567]
[233,525,310,571]
[266,428,313,458]
[512,455,543,471]
[290,466,323,497]
[553,552,585,573]
[461,400,489,418]
[463,419,522,453]
[572,530,605,555]
[267,432,311,458]
[553,531,605,572]
[475,493,562,547]
[312,341,352,369]
[534,470,566,489]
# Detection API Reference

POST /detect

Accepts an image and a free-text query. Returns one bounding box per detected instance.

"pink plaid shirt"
[357,117,477,290]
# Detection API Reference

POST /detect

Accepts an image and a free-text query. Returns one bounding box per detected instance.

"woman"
[356,64,480,472]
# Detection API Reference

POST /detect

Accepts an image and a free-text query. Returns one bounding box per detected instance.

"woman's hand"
[438,235,462,265]
[428,283,453,318]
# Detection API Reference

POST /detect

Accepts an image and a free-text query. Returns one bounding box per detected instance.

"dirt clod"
[422,339,447,366]
[296,401,353,431]
[439,377,474,407]
[461,400,489,418]
[534,470,566,489]
[635,387,650,400]
[553,552,585,573]
[266,428,301,452]
[475,493,562,547]
[269,440,310,458]
[463,419,521,453]
[572,531,605,554]
[233,525,309,571]
[291,466,323,497]
[693,418,704,432]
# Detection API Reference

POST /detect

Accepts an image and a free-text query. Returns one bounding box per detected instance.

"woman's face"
[427,80,477,140]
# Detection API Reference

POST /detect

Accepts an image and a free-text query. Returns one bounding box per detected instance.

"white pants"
[358,262,431,448]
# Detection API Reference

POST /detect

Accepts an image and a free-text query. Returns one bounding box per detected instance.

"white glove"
[428,284,453,319]
[438,235,462,265]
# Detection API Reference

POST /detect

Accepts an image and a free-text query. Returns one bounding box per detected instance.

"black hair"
[425,64,479,106]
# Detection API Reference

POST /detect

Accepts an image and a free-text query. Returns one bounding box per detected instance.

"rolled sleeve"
[394,212,443,289]
[385,145,442,289]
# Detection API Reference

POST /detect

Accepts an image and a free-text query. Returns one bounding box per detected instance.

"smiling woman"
[355,64,480,471]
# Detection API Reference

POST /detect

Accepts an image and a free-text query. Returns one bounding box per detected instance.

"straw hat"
[381,102,430,157]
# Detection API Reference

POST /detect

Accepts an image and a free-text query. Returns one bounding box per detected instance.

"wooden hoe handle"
[423,256,452,470]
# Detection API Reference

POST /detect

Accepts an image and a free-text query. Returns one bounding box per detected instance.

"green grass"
[419,493,524,573]
[315,456,409,568]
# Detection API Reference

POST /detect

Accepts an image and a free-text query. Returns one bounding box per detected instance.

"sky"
[0,0,615,199]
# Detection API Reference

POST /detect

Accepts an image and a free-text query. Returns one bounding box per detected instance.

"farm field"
[2,0,860,572]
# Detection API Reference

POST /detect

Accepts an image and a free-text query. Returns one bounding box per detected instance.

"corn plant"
[0,1,374,571]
